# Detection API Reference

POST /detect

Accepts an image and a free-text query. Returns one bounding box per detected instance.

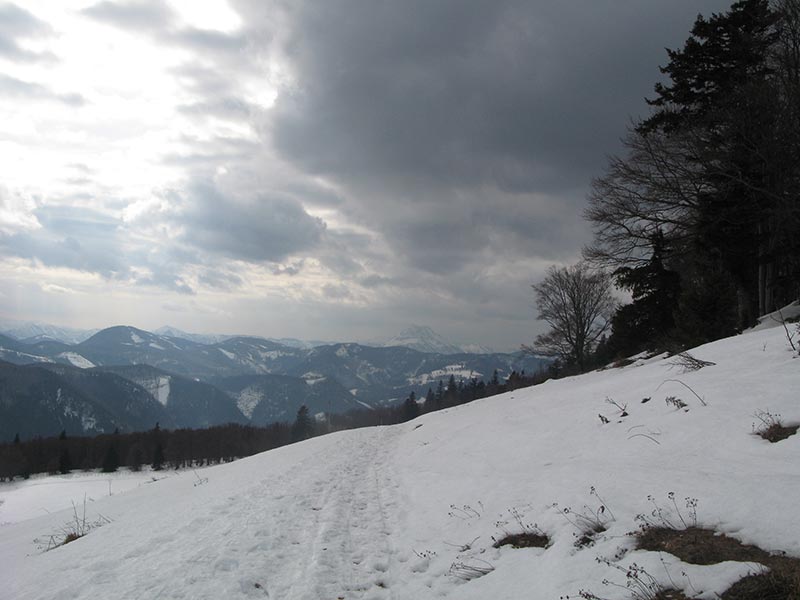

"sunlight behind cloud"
[168,0,242,33]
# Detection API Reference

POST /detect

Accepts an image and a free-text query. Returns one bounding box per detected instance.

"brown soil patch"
[493,532,549,549]
[637,527,800,600]
[719,569,800,600]
[759,424,799,443]
[637,527,772,565]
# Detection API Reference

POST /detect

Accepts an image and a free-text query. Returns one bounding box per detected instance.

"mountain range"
[0,324,546,441]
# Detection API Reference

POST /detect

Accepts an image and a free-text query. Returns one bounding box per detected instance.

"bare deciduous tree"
[524,262,615,372]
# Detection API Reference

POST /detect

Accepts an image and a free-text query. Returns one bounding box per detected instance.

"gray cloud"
[0,205,193,295]
[0,4,56,62]
[177,97,255,121]
[83,2,247,59]
[162,135,260,167]
[81,0,175,31]
[0,74,85,105]
[263,0,730,195]
[231,0,732,280]
[167,27,247,55]
[1,205,126,277]
[161,178,326,264]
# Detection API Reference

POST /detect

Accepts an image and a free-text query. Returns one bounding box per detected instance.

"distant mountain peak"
[383,325,463,355]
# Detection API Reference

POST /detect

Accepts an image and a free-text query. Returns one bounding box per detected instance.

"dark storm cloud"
[0,3,56,63]
[233,0,732,282]
[0,74,85,105]
[168,179,326,264]
[263,0,732,195]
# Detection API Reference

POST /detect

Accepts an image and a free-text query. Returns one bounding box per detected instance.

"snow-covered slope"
[0,320,98,344]
[1,326,798,599]
[383,324,464,354]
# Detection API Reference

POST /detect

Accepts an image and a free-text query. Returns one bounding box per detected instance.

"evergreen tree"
[445,375,458,406]
[588,0,800,333]
[607,231,681,356]
[101,444,119,473]
[291,405,314,442]
[402,391,419,422]
[58,447,72,474]
[640,0,785,327]
[434,380,445,408]
[151,442,165,471]
[424,387,435,412]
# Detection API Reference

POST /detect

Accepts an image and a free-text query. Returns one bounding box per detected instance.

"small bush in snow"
[635,493,697,533]
[664,396,687,410]
[572,559,687,600]
[752,409,799,443]
[34,496,111,552]
[670,351,715,373]
[555,487,616,548]
[493,506,550,549]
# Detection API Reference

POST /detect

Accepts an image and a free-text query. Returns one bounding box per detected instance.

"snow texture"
[1,326,798,599]
[236,386,263,419]
[57,352,96,369]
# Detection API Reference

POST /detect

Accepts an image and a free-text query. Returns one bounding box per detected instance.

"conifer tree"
[151,442,165,471]
[402,391,420,421]
[101,444,119,473]
[58,447,72,474]
[291,405,314,442]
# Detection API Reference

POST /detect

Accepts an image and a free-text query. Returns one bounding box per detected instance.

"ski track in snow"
[5,427,407,600]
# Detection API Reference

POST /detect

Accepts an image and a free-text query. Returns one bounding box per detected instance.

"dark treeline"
[0,422,292,481]
[0,368,546,481]
[584,0,800,361]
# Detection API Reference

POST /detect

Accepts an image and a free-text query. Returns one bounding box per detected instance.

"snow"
[409,363,480,385]
[57,352,96,369]
[1,326,798,599]
[235,386,263,419]
[154,375,170,406]
[0,471,170,526]
[218,347,236,360]
[148,342,165,350]
[302,372,326,385]
[750,299,800,332]
[130,332,144,344]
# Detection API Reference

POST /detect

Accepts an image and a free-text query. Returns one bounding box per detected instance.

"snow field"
[0,470,165,526]
[0,325,797,599]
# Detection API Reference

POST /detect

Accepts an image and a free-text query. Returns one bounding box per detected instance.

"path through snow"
[3,427,408,600]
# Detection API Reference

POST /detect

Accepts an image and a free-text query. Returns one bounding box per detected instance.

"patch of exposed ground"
[637,527,800,600]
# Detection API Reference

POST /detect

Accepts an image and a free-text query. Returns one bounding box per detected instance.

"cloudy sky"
[0,0,731,350]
